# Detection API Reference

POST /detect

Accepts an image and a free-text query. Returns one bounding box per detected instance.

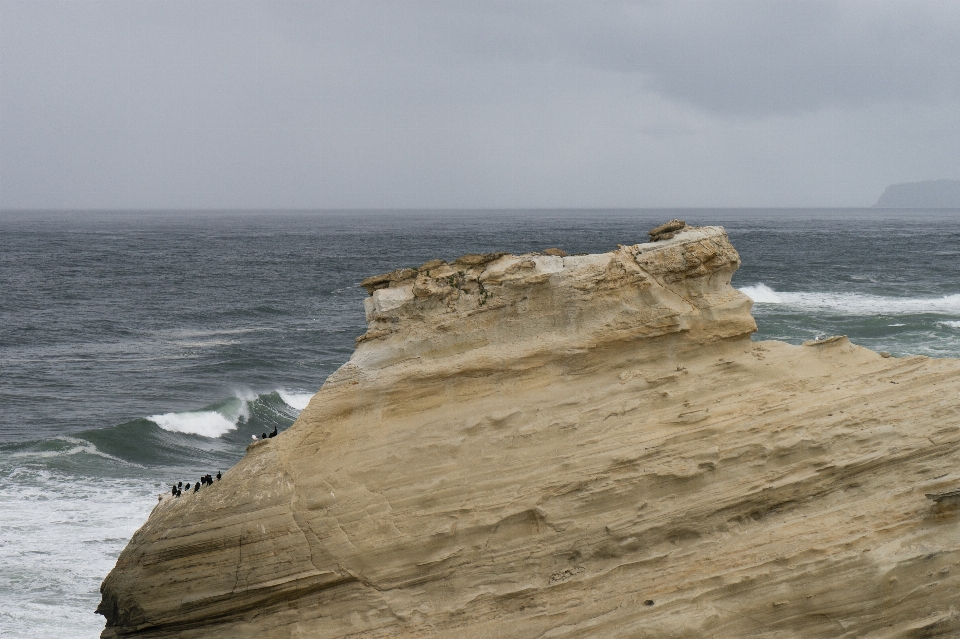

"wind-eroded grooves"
[99,227,960,638]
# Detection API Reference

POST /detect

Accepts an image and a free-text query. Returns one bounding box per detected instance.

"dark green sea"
[1,209,959,637]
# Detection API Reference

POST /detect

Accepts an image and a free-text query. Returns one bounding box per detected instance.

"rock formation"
[874,179,960,208]
[99,226,960,638]
[648,219,686,242]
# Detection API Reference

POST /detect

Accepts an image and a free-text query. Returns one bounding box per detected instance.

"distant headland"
[874,179,960,208]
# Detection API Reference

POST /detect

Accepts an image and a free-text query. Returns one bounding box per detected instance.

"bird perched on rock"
[268,425,277,438]
[216,471,221,481]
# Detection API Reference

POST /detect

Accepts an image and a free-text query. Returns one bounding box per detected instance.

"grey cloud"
[299,1,960,116]
[1,0,958,209]
[636,1,960,116]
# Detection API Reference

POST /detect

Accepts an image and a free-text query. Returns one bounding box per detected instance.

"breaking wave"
[0,387,315,477]
[148,390,254,438]
[740,284,960,316]
[8,436,132,465]
[148,388,311,438]
[148,410,239,438]
[739,284,782,303]
[277,390,313,411]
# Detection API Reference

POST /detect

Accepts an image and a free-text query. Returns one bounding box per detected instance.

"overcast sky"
[1,0,959,210]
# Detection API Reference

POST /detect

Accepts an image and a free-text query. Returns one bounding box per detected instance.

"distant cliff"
[875,179,960,208]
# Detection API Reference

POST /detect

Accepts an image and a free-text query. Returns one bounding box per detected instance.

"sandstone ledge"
[99,227,960,638]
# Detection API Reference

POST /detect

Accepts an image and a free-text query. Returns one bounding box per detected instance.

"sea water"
[1,209,959,638]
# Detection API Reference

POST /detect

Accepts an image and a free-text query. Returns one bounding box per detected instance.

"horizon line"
[2,205,940,213]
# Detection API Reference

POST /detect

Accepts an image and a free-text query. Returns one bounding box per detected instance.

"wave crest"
[146,388,310,438]
[278,390,313,411]
[739,284,960,316]
[148,410,238,438]
[739,284,782,303]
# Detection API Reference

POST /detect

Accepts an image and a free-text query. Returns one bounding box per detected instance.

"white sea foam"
[230,388,258,422]
[0,465,158,639]
[739,284,960,316]
[149,410,238,437]
[10,436,134,465]
[941,321,960,329]
[278,390,313,411]
[149,388,260,438]
[739,284,782,303]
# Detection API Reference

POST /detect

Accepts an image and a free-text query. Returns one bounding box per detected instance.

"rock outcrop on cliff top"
[99,226,960,638]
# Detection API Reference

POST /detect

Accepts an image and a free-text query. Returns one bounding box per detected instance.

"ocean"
[2,209,959,638]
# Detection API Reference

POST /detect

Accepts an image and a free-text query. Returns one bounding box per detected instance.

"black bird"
[171,485,177,496]
[261,433,267,439]
[205,474,212,485]
[175,489,181,497]
[185,483,191,490]
[194,482,200,493]
[268,425,278,438]
[178,481,183,488]
[216,471,221,481]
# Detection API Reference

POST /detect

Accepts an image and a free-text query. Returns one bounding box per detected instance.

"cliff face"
[874,179,960,208]
[99,226,960,638]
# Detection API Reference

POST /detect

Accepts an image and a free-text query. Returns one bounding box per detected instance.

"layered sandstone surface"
[99,227,960,638]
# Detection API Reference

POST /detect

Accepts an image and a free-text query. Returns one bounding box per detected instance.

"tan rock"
[648,219,686,242]
[359,267,419,294]
[99,226,960,638]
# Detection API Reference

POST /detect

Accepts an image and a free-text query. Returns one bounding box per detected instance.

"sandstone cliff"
[99,226,960,638]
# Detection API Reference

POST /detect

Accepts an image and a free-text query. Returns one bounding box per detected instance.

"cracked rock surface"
[99,227,960,638]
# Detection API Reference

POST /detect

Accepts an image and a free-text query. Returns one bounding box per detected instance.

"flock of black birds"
[252,425,279,441]
[170,471,221,498]
[166,425,279,500]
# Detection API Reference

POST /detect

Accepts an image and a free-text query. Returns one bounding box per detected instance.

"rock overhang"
[352,226,756,372]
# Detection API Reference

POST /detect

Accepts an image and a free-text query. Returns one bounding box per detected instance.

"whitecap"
[739,284,783,303]
[148,410,237,438]
[0,466,157,639]
[229,388,258,422]
[9,436,133,465]
[739,285,960,316]
[940,320,960,329]
[146,389,268,437]
[278,390,314,411]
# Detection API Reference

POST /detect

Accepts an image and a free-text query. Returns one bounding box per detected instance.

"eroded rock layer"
[100,227,960,638]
